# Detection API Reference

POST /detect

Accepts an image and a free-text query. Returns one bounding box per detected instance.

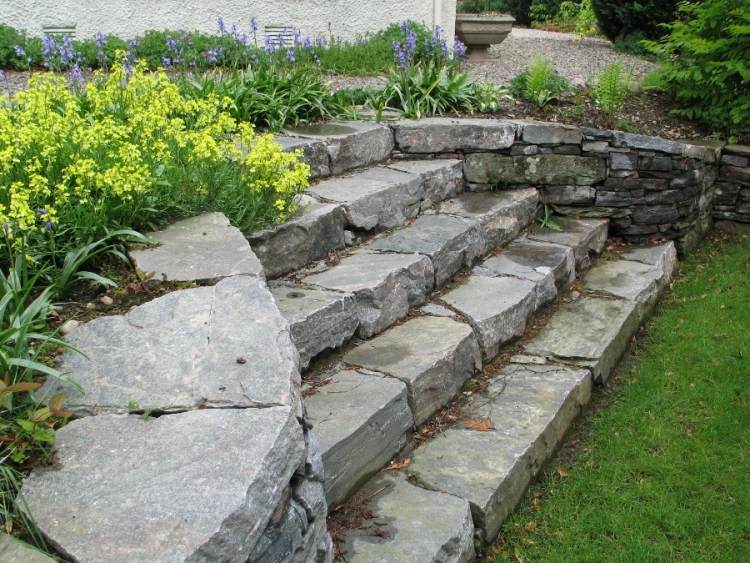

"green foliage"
[457,0,510,13]
[612,31,652,58]
[510,55,571,107]
[507,0,534,25]
[590,0,679,41]
[574,0,599,36]
[592,61,632,119]
[646,0,750,140]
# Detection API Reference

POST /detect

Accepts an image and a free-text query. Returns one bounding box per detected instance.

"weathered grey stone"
[38,276,299,416]
[22,408,305,562]
[721,154,748,167]
[271,284,359,369]
[631,204,680,225]
[421,303,459,318]
[583,260,665,314]
[582,141,609,153]
[285,121,394,175]
[541,185,596,205]
[248,195,347,278]
[368,215,486,288]
[521,122,582,145]
[344,316,481,425]
[303,250,434,338]
[724,144,750,157]
[309,167,423,230]
[440,276,536,360]
[393,118,516,153]
[511,144,539,156]
[464,154,606,186]
[604,177,669,191]
[275,136,331,178]
[613,132,683,155]
[721,165,750,182]
[129,213,263,282]
[387,159,465,209]
[344,474,475,563]
[527,217,608,268]
[0,535,55,563]
[524,296,640,382]
[305,370,413,505]
[409,363,591,542]
[438,188,539,251]
[639,155,673,171]
[610,152,638,170]
[595,190,644,207]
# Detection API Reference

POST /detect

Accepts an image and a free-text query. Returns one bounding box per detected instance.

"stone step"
[343,315,481,426]
[304,369,413,506]
[386,158,464,211]
[341,474,476,563]
[527,216,608,268]
[408,362,592,543]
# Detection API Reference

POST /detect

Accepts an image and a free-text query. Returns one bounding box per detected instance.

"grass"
[492,230,750,562]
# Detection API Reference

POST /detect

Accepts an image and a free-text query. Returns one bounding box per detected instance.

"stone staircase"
[21,120,678,562]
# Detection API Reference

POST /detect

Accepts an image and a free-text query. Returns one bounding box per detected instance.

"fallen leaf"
[557,467,570,478]
[463,418,495,431]
[523,521,537,533]
[384,458,411,471]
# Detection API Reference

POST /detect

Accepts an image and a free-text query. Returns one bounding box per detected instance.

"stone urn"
[455,13,515,59]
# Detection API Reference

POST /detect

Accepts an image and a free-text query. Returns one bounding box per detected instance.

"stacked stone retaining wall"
[713,144,750,224]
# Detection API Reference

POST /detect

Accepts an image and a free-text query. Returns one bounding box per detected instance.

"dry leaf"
[557,466,570,478]
[384,458,411,471]
[523,521,537,533]
[463,418,495,432]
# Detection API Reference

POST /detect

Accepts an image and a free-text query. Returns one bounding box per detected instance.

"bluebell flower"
[69,63,85,88]
[392,40,408,70]
[207,48,219,64]
[453,38,467,62]
[166,36,178,53]
[42,35,57,68]
[286,49,296,63]
[218,17,226,35]
[14,45,26,58]
[401,20,410,34]
[37,207,47,216]
[60,35,76,66]
[128,38,139,50]
[95,31,106,48]
[302,37,313,50]
[405,31,417,56]
[162,56,172,68]
[45,221,54,232]
[316,36,326,47]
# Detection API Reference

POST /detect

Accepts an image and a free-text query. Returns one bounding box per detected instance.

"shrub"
[510,55,571,107]
[507,0,535,25]
[457,0,510,13]
[645,0,750,140]
[590,0,679,42]
[592,61,632,119]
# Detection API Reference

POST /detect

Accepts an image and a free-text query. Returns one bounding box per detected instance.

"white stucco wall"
[1,1,457,45]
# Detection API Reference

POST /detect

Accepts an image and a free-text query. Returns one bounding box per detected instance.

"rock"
[22,407,305,562]
[610,152,638,170]
[38,276,299,416]
[303,250,434,338]
[464,154,606,186]
[724,144,750,158]
[271,284,359,370]
[309,167,423,230]
[344,316,480,425]
[721,154,749,167]
[631,205,680,225]
[541,185,596,205]
[343,474,475,563]
[720,165,750,182]
[596,190,645,207]
[582,141,609,153]
[639,155,674,172]
[59,319,80,336]
[248,195,347,278]
[409,363,591,542]
[386,159,465,210]
[368,214,486,288]
[421,303,458,318]
[99,295,113,306]
[438,188,539,251]
[0,534,56,563]
[583,260,664,313]
[613,132,683,155]
[305,370,413,505]
[524,296,640,382]
[620,241,678,279]
[527,217,608,268]
[439,275,536,361]
[521,122,582,145]
[129,213,264,282]
[393,118,517,153]
[285,121,394,175]
[275,135,331,178]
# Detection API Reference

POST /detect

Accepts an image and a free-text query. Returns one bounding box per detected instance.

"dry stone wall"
[714,144,750,224]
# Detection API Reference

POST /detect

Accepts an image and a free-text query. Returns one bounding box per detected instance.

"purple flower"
[162,56,172,68]
[14,45,26,58]
[316,36,326,47]
[45,221,54,232]
[207,48,219,64]
[453,38,466,62]
[37,207,47,216]
[166,36,178,53]
[69,63,85,88]
[42,35,57,68]
[405,31,417,55]
[218,17,226,35]
[286,48,296,63]
[95,31,106,48]
[302,37,313,50]
[392,40,408,70]
[128,38,139,49]
[0,70,5,81]
[59,35,76,66]
[400,20,410,34]
[250,17,258,33]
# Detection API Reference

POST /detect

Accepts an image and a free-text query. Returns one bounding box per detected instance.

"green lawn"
[493,231,750,562]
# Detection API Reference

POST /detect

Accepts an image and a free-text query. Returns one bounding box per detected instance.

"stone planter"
[455,13,515,59]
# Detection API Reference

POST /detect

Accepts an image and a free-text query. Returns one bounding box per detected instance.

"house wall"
[0,0,457,44]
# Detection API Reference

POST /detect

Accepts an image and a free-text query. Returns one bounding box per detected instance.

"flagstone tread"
[386,158,464,210]
[0,535,55,563]
[527,217,608,268]
[304,370,413,506]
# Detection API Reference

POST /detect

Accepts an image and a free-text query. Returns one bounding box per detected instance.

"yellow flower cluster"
[0,58,309,252]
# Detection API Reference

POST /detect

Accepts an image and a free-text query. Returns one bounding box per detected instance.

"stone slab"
[409,363,591,542]
[275,135,331,178]
[344,474,475,563]
[621,241,678,279]
[344,316,481,425]
[464,154,607,186]
[285,121,394,175]
[38,276,299,416]
[393,118,517,153]
[303,250,434,339]
[439,276,536,361]
[248,195,347,278]
[309,167,423,230]
[527,217,608,268]
[524,296,640,382]
[368,214,486,288]
[129,212,263,282]
[22,407,305,562]
[387,159,465,210]
[305,370,413,505]
[0,535,55,563]
[520,121,582,145]
[271,283,359,369]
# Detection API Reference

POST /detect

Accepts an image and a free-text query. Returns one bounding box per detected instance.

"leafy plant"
[591,61,632,120]
[507,0,535,25]
[590,0,679,42]
[510,55,571,107]
[575,0,599,37]
[537,204,562,231]
[458,0,510,13]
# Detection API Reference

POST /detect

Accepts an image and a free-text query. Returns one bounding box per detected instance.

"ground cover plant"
[492,230,750,561]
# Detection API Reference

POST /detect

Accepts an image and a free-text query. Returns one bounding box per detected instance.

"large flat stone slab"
[275,135,331,178]
[393,118,517,153]
[387,159,465,209]
[271,283,359,369]
[285,121,394,175]
[309,167,423,230]
[38,276,299,416]
[22,407,305,562]
[305,370,413,505]
[344,316,481,425]
[344,474,475,563]
[248,195,347,278]
[439,276,536,361]
[129,213,263,282]
[303,250,434,338]
[621,241,678,280]
[409,363,591,542]
[527,217,608,268]
[0,535,55,563]
[368,214,486,288]
[524,296,640,382]
[464,154,607,186]
[438,188,539,251]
